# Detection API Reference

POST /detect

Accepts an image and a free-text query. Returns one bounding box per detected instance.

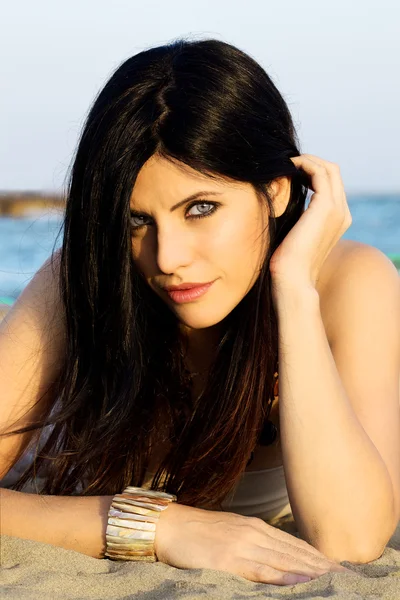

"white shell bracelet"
[105,486,177,561]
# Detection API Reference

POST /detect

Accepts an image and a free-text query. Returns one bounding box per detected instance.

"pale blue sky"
[1,0,399,193]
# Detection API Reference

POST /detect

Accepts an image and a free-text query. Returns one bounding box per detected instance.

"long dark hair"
[3,38,308,508]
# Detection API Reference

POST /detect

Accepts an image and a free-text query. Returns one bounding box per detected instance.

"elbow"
[314,539,385,565]
[331,542,386,565]
[313,518,399,565]
[297,494,400,565]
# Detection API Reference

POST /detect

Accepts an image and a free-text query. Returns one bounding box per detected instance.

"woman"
[1,38,399,587]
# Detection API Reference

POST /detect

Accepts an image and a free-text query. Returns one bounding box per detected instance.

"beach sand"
[2,515,399,599]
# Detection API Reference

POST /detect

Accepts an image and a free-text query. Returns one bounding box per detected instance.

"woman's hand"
[269,154,352,292]
[155,502,351,586]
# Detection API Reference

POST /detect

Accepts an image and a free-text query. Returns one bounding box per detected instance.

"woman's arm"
[0,248,65,480]
[272,248,400,563]
[1,488,114,558]
[0,486,349,585]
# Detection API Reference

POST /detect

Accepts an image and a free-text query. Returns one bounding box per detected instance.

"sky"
[1,0,399,194]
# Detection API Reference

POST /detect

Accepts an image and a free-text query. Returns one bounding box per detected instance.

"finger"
[302,156,347,208]
[293,154,337,178]
[296,153,331,165]
[290,155,332,197]
[257,538,349,574]
[251,520,349,571]
[292,155,347,208]
[246,544,343,579]
[235,558,313,586]
[250,518,332,560]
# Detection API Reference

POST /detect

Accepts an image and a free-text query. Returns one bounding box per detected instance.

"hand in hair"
[269,154,352,292]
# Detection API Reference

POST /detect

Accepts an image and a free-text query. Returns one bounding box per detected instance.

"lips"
[163,281,214,291]
[164,281,215,303]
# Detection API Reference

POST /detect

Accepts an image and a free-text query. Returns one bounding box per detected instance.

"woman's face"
[130,154,287,334]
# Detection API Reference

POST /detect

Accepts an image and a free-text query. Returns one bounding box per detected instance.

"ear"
[268,176,291,218]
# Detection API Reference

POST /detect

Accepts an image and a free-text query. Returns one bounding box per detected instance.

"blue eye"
[130,214,147,228]
[130,201,220,231]
[187,201,218,219]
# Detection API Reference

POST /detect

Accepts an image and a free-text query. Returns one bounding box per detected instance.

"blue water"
[0,194,399,301]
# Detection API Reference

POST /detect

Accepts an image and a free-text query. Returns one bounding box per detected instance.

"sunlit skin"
[129,154,291,373]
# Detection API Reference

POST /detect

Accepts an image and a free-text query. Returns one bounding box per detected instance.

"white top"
[219,465,291,521]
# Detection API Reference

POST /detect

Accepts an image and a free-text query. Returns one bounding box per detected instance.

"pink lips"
[165,281,215,303]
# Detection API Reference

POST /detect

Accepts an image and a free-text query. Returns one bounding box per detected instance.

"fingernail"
[285,574,311,584]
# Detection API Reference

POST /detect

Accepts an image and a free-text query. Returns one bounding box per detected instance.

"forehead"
[130,154,252,208]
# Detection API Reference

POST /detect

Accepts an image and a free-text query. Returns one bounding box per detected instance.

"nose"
[155,225,194,275]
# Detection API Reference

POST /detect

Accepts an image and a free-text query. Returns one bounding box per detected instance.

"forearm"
[274,284,396,561]
[0,488,114,558]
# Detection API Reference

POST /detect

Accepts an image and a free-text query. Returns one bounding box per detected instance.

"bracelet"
[104,486,177,561]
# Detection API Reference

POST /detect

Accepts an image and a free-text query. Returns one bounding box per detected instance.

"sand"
[1,517,399,599]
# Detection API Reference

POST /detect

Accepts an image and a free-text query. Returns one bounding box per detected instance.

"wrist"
[272,278,320,314]
[154,501,190,562]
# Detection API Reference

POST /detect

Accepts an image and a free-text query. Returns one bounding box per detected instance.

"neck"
[179,323,222,376]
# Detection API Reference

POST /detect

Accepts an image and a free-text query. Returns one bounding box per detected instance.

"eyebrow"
[130,191,223,215]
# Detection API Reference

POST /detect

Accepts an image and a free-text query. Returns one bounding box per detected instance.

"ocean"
[0,194,399,302]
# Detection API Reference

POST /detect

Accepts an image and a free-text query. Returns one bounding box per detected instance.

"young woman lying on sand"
[1,38,399,587]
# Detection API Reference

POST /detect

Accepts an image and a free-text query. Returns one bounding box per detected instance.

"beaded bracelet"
[105,486,177,561]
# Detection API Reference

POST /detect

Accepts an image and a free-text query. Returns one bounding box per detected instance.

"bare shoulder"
[318,239,399,345]
[317,239,367,299]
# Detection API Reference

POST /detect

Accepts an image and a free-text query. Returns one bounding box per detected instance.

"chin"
[176,316,225,331]
[173,303,237,331]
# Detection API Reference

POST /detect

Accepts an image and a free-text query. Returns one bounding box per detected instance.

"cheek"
[212,216,264,277]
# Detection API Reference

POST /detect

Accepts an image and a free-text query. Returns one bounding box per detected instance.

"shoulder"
[318,239,400,345]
